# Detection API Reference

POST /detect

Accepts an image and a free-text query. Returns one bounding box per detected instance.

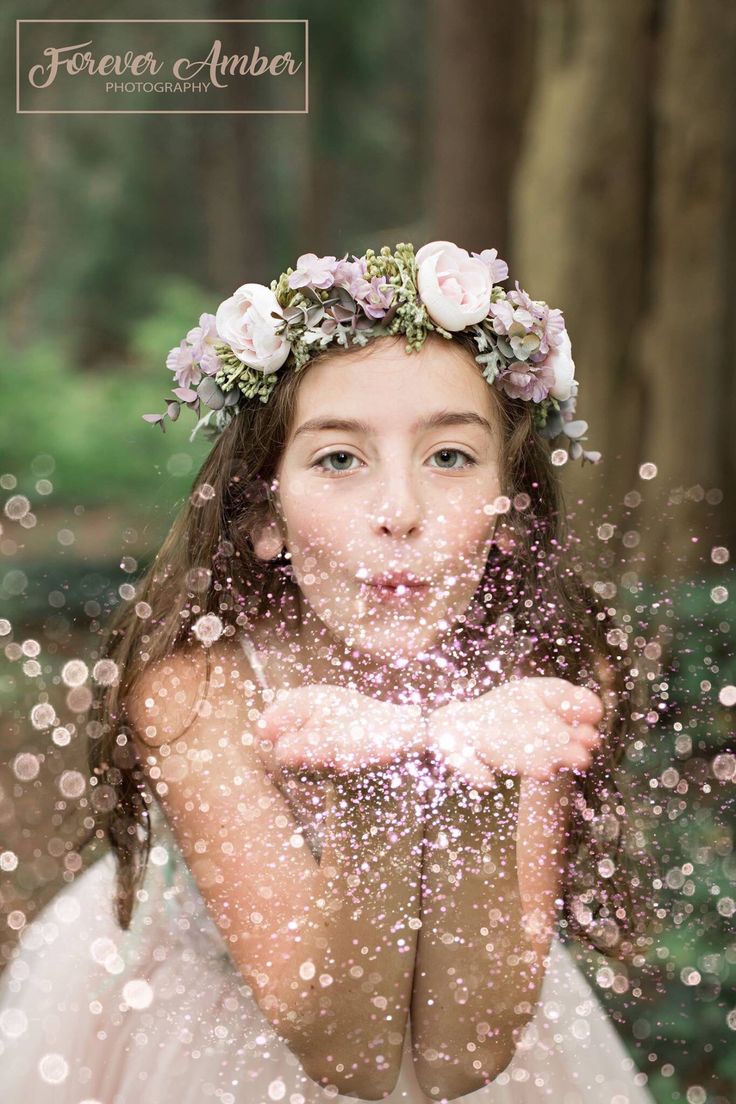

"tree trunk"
[511,0,736,580]
[634,0,736,575]
[199,0,273,289]
[428,0,535,256]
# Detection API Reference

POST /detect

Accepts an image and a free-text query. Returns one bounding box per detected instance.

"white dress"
[0,636,656,1103]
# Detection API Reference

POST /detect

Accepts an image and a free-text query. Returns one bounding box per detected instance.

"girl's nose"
[369,473,423,538]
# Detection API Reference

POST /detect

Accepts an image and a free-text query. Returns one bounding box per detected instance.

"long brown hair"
[87,331,657,963]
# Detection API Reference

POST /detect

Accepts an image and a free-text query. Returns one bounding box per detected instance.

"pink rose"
[415,240,492,331]
[215,283,290,374]
[545,328,576,401]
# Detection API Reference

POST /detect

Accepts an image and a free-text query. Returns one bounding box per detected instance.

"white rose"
[547,329,576,401]
[215,283,290,374]
[415,240,492,331]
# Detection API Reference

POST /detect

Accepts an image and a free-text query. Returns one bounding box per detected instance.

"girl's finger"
[565,722,601,747]
[559,745,592,771]
[280,721,388,773]
[536,678,604,725]
[445,752,498,791]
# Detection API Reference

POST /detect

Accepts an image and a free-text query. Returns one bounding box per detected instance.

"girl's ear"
[251,516,286,562]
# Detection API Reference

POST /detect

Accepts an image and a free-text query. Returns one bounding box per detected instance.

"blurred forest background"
[1,2,735,1101]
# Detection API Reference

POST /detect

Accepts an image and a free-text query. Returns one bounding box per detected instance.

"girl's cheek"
[437,497,494,550]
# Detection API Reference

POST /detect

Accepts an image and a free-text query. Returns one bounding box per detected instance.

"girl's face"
[272,335,504,659]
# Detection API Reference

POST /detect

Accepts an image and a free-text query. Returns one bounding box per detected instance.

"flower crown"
[143,240,601,465]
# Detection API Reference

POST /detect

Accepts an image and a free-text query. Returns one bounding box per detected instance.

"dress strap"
[239,633,272,693]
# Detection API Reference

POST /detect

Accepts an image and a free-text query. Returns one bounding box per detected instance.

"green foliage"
[0,297,211,510]
[600,581,736,1100]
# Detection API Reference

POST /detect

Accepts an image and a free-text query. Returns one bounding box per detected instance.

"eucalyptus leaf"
[330,304,356,323]
[541,410,564,438]
[332,285,357,310]
[301,287,323,305]
[197,376,226,410]
[562,419,589,439]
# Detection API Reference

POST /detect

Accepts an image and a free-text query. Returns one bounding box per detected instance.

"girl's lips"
[360,580,430,604]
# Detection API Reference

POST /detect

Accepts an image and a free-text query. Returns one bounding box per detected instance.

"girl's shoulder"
[126,633,267,749]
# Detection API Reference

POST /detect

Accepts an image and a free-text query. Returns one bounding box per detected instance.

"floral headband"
[143,240,601,465]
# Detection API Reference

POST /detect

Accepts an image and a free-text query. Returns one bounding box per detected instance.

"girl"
[0,241,657,1102]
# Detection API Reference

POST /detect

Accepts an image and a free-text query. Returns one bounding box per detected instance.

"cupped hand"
[255,683,428,777]
[428,676,605,787]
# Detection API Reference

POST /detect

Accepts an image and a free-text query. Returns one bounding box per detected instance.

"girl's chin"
[338,622,440,661]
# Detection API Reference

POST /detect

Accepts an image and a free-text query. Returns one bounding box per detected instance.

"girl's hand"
[428,676,605,787]
[256,683,427,777]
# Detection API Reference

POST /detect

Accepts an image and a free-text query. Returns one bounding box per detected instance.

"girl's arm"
[128,644,423,1100]
[410,768,573,1100]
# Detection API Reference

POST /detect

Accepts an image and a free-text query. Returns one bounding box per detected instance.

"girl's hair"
[88,331,656,962]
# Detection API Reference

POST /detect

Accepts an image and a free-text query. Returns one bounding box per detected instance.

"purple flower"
[489,282,569,365]
[166,340,201,389]
[287,252,338,291]
[471,248,509,284]
[186,312,218,356]
[332,254,368,297]
[166,311,223,389]
[545,306,566,347]
[352,275,395,320]
[186,312,222,376]
[198,346,221,377]
[489,296,536,339]
[496,360,555,403]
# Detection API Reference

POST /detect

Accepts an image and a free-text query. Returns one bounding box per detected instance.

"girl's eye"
[313,448,477,475]
[429,448,477,470]
[314,450,361,474]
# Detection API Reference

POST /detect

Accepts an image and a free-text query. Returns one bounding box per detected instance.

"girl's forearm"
[284,769,425,1098]
[411,775,547,1100]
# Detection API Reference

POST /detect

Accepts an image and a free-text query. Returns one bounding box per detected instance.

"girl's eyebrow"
[293,410,495,440]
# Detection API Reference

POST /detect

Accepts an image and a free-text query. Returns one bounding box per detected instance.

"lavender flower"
[287,253,338,291]
[332,254,368,296]
[352,275,395,320]
[187,312,221,377]
[186,312,218,357]
[166,340,201,389]
[471,247,509,284]
[497,360,556,403]
[489,281,570,373]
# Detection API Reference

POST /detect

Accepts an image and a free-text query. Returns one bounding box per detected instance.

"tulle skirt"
[0,805,654,1103]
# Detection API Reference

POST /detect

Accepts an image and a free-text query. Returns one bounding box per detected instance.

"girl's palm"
[257,683,426,776]
[429,676,605,785]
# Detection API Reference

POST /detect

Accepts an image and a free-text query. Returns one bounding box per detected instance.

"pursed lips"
[365,573,429,590]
